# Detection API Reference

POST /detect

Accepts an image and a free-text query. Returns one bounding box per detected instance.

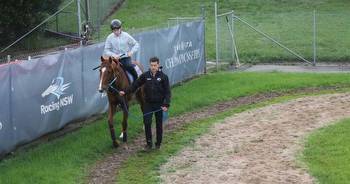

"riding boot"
[129,68,138,81]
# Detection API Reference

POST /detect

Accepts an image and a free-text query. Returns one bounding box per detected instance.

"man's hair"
[149,57,160,64]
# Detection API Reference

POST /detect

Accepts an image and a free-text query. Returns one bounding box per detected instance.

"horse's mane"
[110,57,130,88]
[101,56,141,89]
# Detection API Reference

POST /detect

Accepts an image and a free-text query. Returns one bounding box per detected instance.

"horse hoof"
[113,140,119,148]
[123,144,129,150]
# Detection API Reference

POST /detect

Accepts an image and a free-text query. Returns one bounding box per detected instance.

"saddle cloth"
[125,64,142,83]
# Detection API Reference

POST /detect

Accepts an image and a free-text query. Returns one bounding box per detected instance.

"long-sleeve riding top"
[103,31,139,58]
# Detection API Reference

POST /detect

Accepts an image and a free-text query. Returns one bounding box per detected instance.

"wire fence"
[216,12,237,65]
[0,0,124,64]
[0,0,204,65]
[216,10,350,66]
[3,1,349,67]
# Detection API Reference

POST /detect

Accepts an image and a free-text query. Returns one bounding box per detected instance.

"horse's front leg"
[108,104,119,148]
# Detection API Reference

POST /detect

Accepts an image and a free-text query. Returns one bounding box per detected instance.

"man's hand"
[161,106,168,112]
[119,91,125,96]
[127,51,132,57]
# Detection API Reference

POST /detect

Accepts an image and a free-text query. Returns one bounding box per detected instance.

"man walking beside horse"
[103,18,171,150]
[120,57,171,150]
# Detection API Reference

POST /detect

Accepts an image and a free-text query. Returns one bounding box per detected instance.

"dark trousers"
[143,103,163,146]
[120,57,138,80]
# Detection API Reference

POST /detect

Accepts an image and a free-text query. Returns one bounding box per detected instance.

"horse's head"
[98,56,121,93]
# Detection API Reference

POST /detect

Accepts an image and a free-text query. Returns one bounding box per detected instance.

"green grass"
[1,72,350,184]
[7,1,350,63]
[303,118,350,184]
[102,0,350,62]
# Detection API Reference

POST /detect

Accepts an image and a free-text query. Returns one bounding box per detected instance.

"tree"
[0,0,63,48]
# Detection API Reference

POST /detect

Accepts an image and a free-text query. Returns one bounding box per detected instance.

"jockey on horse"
[98,19,144,148]
[104,19,139,81]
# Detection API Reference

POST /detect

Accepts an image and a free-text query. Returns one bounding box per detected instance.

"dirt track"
[87,86,344,184]
[160,93,350,184]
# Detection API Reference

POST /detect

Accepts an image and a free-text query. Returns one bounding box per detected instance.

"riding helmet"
[110,19,122,30]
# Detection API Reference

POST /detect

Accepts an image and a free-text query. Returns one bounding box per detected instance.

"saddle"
[123,64,142,84]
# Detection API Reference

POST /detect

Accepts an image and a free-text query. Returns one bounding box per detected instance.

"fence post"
[7,55,11,63]
[231,11,240,67]
[56,15,59,32]
[215,1,219,71]
[313,10,317,66]
[97,1,101,41]
[77,0,82,46]
[201,6,207,74]
[231,13,235,66]
[85,0,90,22]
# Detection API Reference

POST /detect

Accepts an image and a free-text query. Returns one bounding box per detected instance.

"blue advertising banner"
[81,43,109,117]
[0,20,205,156]
[0,64,13,154]
[133,20,205,85]
[10,49,83,146]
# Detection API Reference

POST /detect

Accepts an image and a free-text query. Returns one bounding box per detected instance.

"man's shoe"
[143,144,152,151]
[155,144,161,149]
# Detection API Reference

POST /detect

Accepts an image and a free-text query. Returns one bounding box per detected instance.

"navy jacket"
[126,70,171,107]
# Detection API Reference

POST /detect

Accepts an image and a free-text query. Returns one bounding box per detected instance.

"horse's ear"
[109,56,113,64]
[100,56,105,62]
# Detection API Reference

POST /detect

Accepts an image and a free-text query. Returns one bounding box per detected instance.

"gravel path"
[160,93,350,184]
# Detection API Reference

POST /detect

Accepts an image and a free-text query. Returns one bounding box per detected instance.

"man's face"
[113,28,121,36]
[150,61,159,73]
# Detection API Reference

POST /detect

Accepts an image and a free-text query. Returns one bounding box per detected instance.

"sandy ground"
[160,93,350,184]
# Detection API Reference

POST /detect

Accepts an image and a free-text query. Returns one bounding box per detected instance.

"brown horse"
[98,56,145,148]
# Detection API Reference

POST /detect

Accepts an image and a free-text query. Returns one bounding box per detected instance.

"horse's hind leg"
[122,110,128,143]
[136,90,146,134]
[136,89,145,114]
[121,101,129,143]
[108,104,119,148]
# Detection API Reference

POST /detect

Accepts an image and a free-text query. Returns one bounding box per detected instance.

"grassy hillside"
[100,0,350,62]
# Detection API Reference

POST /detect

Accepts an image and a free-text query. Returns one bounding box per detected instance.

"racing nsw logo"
[40,77,74,115]
[41,77,71,99]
